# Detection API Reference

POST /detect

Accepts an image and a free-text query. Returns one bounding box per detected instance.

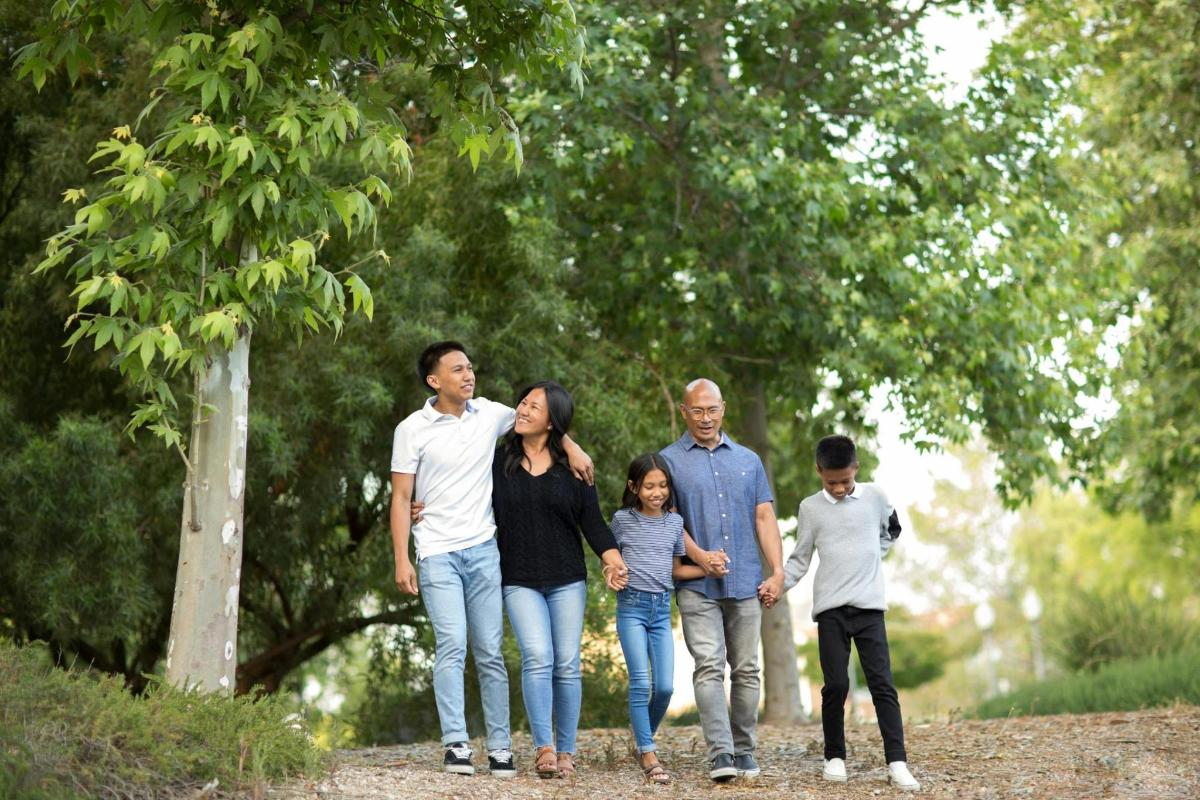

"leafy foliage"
[16,0,585,446]
[796,616,949,692]
[0,640,320,800]
[974,646,1200,719]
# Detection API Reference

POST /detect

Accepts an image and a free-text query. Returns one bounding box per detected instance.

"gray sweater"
[782,483,897,619]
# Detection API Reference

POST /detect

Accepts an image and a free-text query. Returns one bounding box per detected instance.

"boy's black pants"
[816,604,907,763]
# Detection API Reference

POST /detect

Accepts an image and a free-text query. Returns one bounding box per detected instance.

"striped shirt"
[609,508,686,593]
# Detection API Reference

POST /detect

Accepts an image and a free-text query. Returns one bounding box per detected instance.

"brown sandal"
[557,752,576,779]
[535,745,558,779]
[641,755,671,785]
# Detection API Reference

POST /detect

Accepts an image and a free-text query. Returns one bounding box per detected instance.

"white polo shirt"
[390,396,515,560]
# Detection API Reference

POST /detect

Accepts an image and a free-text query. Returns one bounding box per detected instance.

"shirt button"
[721,513,726,518]
[714,472,719,476]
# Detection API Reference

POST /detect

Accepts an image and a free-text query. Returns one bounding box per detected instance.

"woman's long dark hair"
[620,452,675,511]
[501,381,575,476]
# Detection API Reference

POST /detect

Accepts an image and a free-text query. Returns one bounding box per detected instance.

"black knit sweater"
[492,459,618,588]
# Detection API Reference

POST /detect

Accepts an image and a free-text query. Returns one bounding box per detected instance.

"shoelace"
[489,749,514,762]
[448,744,472,759]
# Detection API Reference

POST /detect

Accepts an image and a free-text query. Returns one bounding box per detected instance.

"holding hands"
[757,573,784,608]
[699,548,730,577]
[601,550,630,591]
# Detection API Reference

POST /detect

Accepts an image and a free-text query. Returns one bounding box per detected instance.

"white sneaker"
[822,758,847,782]
[887,761,920,791]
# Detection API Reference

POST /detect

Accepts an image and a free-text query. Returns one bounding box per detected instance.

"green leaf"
[229,135,255,166]
[150,229,171,262]
[201,74,219,109]
[289,239,316,272]
[262,259,286,290]
[75,276,104,309]
[210,204,233,246]
[250,185,265,219]
[458,132,490,172]
[140,329,157,368]
[347,274,374,320]
[329,190,353,237]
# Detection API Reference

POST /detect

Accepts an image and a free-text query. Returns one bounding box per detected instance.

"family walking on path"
[389,341,920,791]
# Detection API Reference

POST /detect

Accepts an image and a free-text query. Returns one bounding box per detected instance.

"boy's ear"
[814,462,823,475]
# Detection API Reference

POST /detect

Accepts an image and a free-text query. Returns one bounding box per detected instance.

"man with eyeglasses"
[659,378,785,782]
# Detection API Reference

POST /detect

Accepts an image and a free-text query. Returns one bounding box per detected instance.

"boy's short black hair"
[815,435,857,470]
[417,340,468,388]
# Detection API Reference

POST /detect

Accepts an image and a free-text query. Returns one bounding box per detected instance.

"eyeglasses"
[684,405,724,420]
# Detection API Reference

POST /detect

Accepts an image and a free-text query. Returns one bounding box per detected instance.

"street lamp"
[974,601,999,698]
[1021,588,1046,681]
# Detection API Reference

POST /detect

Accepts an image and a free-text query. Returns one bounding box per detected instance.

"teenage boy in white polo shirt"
[389,341,594,777]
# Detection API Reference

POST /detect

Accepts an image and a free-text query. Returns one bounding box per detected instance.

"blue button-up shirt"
[659,431,773,600]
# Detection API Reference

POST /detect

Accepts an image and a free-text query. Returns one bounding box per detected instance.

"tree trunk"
[165,331,252,693]
[739,375,806,724]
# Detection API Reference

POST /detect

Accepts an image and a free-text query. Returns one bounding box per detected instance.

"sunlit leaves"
[19,0,586,446]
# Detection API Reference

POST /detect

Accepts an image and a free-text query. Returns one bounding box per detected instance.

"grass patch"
[974,646,1200,719]
[0,640,322,799]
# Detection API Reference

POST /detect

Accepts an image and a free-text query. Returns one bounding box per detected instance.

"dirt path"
[277,705,1200,799]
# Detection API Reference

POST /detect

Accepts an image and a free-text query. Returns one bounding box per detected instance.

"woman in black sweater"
[493,380,628,779]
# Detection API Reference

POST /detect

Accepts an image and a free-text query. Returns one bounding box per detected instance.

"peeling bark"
[164,331,252,693]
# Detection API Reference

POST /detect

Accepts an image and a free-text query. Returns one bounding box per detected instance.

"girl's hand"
[700,549,730,577]
[601,550,629,591]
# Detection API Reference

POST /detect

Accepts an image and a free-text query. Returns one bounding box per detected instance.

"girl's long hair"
[620,452,675,511]
[501,381,575,477]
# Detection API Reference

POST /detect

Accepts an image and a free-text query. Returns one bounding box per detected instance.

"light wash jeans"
[502,580,587,754]
[615,588,675,753]
[418,538,511,751]
[677,588,761,761]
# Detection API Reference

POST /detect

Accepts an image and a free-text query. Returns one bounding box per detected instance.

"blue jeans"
[418,538,511,751]
[615,588,675,753]
[502,580,587,753]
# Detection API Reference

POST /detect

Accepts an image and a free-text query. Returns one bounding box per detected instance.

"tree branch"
[235,609,416,693]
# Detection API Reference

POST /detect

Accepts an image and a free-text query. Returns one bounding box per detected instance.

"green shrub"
[974,646,1200,718]
[0,640,322,799]
[796,624,949,691]
[1047,590,1199,672]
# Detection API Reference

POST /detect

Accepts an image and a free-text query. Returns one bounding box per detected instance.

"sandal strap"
[535,746,558,770]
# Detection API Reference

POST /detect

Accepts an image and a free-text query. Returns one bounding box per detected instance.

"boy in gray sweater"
[766,435,919,791]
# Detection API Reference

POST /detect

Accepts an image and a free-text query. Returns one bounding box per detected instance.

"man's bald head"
[684,378,723,403]
[680,378,726,449]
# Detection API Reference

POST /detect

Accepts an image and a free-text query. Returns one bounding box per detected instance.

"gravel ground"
[273,705,1200,799]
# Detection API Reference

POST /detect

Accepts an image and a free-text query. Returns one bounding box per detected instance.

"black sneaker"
[734,753,761,778]
[710,753,738,782]
[488,748,517,778]
[443,742,474,775]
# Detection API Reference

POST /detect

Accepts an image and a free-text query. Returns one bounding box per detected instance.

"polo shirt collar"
[680,430,732,451]
[822,483,863,504]
[421,395,477,421]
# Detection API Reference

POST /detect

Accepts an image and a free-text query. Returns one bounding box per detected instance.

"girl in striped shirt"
[609,453,705,784]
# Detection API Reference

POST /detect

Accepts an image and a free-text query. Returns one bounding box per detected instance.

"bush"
[973,647,1200,719]
[0,640,322,800]
[1047,590,1199,672]
[797,623,948,691]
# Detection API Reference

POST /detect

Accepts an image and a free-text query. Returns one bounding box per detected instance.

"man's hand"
[700,548,730,577]
[409,500,425,524]
[601,549,629,591]
[395,559,419,595]
[566,446,594,485]
[756,573,784,608]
